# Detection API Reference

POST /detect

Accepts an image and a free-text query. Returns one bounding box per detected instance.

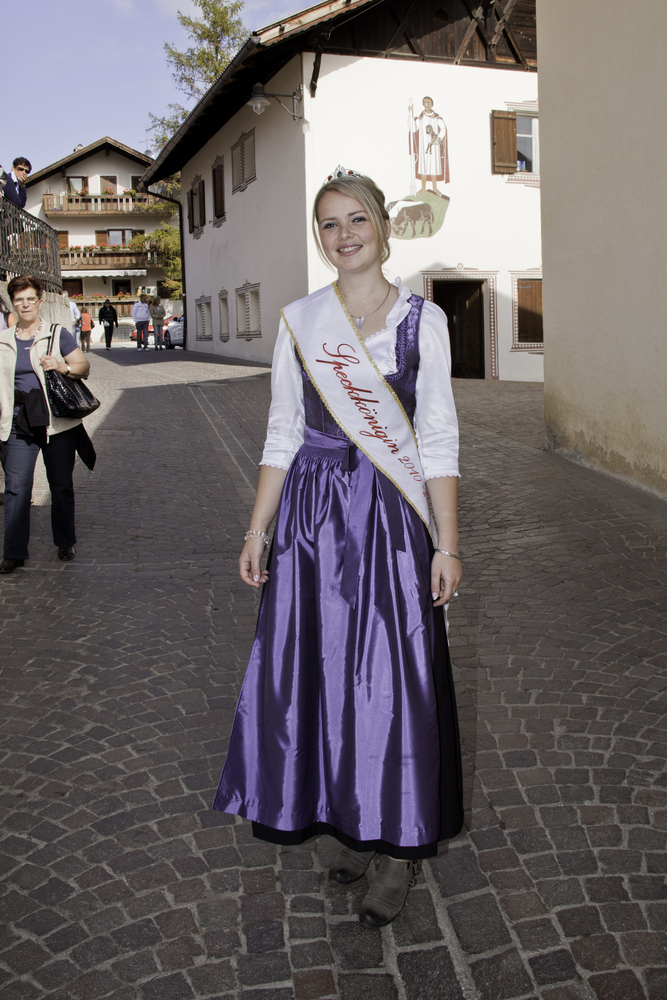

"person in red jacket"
[79,310,94,353]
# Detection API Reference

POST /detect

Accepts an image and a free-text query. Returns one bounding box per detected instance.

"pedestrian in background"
[98,299,118,350]
[0,276,95,574]
[150,296,166,350]
[79,309,94,353]
[132,294,150,351]
[63,293,82,348]
[2,158,31,208]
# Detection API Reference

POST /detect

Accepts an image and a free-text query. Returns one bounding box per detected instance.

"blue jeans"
[136,321,149,348]
[1,422,77,560]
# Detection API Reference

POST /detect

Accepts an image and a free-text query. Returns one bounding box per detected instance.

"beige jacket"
[0,323,82,442]
[150,302,166,322]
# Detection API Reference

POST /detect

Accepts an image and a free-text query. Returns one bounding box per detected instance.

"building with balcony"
[25,137,176,319]
[142,0,541,381]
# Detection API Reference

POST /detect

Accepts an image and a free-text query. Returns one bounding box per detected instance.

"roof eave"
[26,137,152,187]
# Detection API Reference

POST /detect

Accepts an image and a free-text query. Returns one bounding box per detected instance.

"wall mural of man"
[409,96,449,197]
[389,95,451,241]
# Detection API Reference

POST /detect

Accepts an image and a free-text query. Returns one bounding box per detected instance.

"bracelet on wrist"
[245,529,270,547]
[436,549,461,562]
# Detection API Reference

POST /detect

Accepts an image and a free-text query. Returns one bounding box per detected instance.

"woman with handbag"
[213,172,463,927]
[0,275,93,574]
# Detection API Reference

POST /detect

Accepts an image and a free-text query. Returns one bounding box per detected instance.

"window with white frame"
[235,282,261,339]
[218,290,230,341]
[491,102,539,184]
[231,131,256,193]
[195,295,212,340]
[516,115,539,174]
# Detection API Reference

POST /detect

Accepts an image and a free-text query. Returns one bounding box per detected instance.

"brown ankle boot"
[359,856,420,927]
[329,847,376,884]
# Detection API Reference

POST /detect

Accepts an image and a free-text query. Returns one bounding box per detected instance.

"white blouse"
[260,279,459,480]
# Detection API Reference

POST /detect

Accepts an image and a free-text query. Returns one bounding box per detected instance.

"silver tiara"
[325,165,362,183]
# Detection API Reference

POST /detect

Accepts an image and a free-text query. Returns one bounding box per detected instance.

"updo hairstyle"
[312,173,391,268]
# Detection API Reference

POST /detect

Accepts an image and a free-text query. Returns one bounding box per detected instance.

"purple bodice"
[301,295,425,437]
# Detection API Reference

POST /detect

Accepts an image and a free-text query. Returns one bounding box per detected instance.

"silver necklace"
[351,282,392,329]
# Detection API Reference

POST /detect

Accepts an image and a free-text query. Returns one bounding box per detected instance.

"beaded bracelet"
[245,529,270,547]
[436,550,461,562]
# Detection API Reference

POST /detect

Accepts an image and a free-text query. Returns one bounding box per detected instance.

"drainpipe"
[140,186,188,350]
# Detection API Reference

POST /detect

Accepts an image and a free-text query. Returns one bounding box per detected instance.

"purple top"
[14,327,78,394]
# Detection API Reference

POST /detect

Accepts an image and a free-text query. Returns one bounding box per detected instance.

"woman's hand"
[40,348,90,380]
[431,551,461,607]
[39,353,67,374]
[239,537,270,588]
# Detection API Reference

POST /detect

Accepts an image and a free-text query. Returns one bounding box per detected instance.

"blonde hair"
[312,173,391,269]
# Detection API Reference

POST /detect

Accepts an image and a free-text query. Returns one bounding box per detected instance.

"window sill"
[232,176,256,195]
[213,215,226,228]
[237,329,261,340]
[511,344,543,353]
[191,226,205,239]
[506,173,540,188]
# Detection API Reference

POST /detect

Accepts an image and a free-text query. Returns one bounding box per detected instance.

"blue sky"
[2,0,302,174]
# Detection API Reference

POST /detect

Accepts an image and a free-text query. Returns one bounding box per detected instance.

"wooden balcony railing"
[59,248,161,270]
[43,192,168,216]
[71,296,142,320]
[0,198,62,292]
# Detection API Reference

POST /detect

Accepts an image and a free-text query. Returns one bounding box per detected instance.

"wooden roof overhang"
[27,137,152,188]
[142,0,536,186]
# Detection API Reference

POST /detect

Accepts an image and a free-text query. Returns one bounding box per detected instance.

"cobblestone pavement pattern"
[1,345,666,1000]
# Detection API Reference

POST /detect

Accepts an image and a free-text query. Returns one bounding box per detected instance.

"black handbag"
[44,325,101,419]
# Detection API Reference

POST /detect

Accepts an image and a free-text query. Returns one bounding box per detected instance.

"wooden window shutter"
[187,190,194,233]
[213,163,224,218]
[198,180,206,227]
[517,279,544,343]
[57,231,69,250]
[245,132,256,181]
[95,231,108,247]
[492,110,517,174]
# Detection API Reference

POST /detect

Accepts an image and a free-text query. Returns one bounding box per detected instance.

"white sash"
[281,283,434,539]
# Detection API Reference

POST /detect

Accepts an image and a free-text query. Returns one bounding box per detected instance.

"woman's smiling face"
[316,191,381,274]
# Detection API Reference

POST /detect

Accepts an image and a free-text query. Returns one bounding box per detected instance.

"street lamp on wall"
[247,83,303,121]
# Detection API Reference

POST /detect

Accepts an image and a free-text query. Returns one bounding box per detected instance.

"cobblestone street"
[1,344,666,1000]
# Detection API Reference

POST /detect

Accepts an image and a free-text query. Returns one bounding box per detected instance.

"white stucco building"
[143,0,541,381]
[25,138,175,321]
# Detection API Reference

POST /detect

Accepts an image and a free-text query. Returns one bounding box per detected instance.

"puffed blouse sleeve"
[260,317,305,469]
[414,300,460,479]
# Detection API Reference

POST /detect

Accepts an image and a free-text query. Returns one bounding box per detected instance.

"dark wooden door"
[432,280,485,378]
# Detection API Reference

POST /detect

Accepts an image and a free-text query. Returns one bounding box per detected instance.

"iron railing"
[0,198,62,292]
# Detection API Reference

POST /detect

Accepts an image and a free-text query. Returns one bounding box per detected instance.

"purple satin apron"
[213,296,463,857]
